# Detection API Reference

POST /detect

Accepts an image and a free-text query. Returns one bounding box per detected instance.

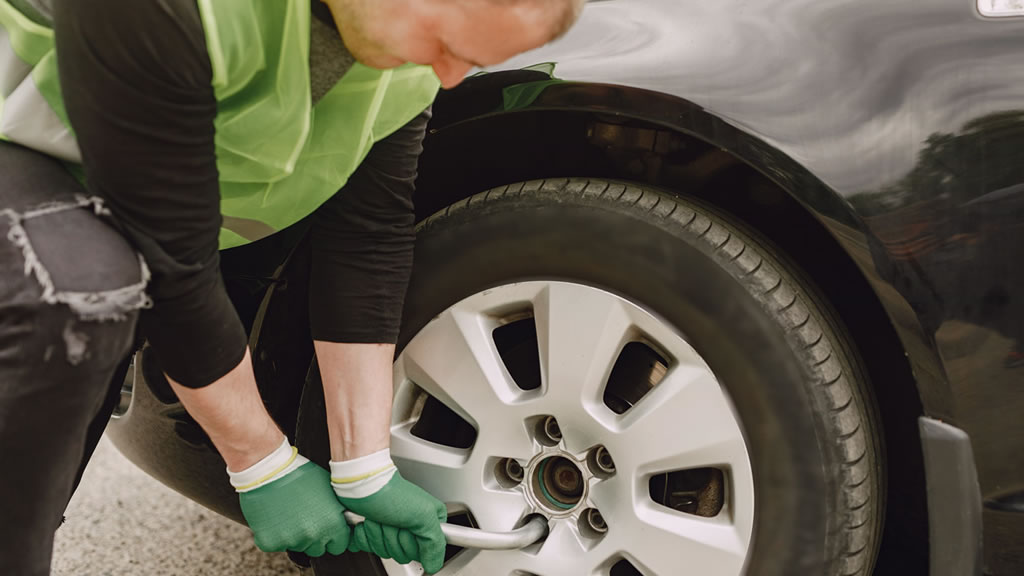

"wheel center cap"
[531,454,587,513]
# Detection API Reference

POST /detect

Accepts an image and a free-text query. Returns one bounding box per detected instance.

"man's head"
[323,0,585,88]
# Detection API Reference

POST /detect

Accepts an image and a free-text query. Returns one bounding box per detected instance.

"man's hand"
[167,349,350,555]
[232,439,351,557]
[314,342,446,571]
[331,452,447,573]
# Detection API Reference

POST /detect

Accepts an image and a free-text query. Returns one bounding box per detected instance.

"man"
[0,0,583,574]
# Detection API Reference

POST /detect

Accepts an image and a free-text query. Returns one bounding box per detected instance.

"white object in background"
[978,0,1024,17]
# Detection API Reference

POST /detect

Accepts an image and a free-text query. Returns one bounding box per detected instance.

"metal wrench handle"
[343,511,548,550]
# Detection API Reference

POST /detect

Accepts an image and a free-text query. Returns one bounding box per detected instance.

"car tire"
[304,178,883,576]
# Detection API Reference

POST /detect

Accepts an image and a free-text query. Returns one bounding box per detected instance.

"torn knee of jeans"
[2,196,152,322]
[62,319,91,366]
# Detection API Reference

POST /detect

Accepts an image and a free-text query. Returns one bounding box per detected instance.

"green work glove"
[230,438,350,557]
[331,450,447,574]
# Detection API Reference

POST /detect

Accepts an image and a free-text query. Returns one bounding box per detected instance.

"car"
[105,1,1024,575]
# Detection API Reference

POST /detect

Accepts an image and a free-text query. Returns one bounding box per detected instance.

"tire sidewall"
[396,189,834,575]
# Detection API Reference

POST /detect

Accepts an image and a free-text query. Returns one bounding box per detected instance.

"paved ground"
[52,437,303,576]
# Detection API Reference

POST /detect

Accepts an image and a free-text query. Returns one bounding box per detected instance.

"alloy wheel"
[388,281,754,576]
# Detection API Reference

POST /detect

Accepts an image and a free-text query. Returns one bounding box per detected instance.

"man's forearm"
[167,348,284,471]
[314,341,394,462]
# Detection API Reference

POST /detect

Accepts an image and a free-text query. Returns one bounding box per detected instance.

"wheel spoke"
[474,424,537,467]
[440,549,519,576]
[460,487,532,532]
[521,521,606,576]
[615,503,747,576]
[391,424,473,504]
[589,473,751,575]
[586,474,635,527]
[636,516,745,576]
[380,560,426,576]
[392,425,531,530]
[607,365,748,474]
[400,306,520,427]
[533,283,634,448]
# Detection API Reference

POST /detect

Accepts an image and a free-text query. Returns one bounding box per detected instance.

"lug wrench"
[343,511,548,550]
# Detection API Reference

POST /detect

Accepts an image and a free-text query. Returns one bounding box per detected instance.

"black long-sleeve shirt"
[52,0,425,387]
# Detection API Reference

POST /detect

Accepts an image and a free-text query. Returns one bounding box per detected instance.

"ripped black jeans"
[0,142,148,575]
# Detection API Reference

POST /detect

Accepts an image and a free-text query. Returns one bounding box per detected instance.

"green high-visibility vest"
[0,0,440,249]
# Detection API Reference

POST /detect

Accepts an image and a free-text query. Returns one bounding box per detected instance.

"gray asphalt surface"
[52,437,303,576]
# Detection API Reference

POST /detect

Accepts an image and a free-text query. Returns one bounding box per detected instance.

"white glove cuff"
[227,436,309,493]
[330,448,397,499]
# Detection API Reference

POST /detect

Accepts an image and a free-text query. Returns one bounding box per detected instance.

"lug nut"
[585,508,608,534]
[503,458,525,484]
[542,416,562,443]
[593,446,615,475]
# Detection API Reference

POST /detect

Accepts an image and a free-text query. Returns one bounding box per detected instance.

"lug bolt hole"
[586,508,607,533]
[496,458,525,488]
[579,507,608,539]
[505,458,524,484]
[590,445,616,477]
[542,416,562,444]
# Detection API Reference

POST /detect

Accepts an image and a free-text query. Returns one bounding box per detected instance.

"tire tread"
[414,178,880,576]
[428,178,880,576]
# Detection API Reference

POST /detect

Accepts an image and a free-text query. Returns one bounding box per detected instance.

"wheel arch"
[416,73,934,572]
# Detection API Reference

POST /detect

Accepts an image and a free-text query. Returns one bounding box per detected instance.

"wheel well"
[416,110,929,573]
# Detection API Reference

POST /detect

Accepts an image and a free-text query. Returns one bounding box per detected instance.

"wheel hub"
[521,448,594,517]
[534,455,586,511]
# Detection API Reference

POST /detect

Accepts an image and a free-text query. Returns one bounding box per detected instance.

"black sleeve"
[309,108,432,344]
[53,0,247,388]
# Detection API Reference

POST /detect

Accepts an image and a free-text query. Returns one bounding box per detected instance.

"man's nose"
[432,57,474,89]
